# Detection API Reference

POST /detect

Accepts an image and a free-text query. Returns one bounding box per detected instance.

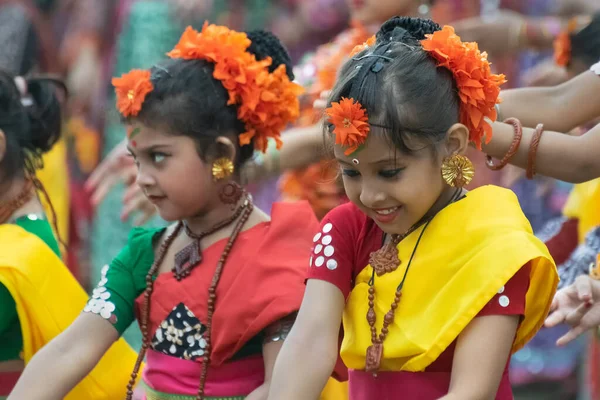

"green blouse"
[0,214,61,361]
[85,227,164,335]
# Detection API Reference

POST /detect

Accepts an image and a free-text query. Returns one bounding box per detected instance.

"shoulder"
[113,226,166,271]
[321,202,372,239]
[13,214,60,257]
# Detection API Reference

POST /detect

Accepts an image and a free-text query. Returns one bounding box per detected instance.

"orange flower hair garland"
[112,69,154,118]
[113,24,303,153]
[166,23,304,153]
[421,25,506,149]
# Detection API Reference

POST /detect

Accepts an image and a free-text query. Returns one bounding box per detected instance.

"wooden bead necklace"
[173,199,249,280]
[365,188,462,375]
[126,194,253,400]
[0,179,34,224]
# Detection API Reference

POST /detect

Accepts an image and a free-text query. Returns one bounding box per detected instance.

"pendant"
[173,240,202,280]
[369,242,400,276]
[365,343,383,375]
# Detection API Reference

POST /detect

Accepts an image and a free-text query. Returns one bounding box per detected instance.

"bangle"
[486,118,523,171]
[526,123,545,179]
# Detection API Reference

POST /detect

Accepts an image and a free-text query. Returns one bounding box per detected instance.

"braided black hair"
[570,13,600,68]
[328,16,458,155]
[0,70,65,184]
[130,28,293,170]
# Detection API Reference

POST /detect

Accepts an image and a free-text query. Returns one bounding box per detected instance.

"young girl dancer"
[268,17,557,399]
[0,72,138,399]
[10,25,317,400]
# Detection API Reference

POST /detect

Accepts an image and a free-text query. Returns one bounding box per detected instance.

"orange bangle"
[486,118,523,171]
[526,123,545,179]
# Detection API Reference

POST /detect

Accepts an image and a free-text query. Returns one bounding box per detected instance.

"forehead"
[333,132,398,163]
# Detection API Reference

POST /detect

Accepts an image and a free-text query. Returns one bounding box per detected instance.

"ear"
[0,129,6,165]
[444,123,470,156]
[214,136,237,162]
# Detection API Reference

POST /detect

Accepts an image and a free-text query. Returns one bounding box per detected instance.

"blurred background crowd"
[2,0,599,398]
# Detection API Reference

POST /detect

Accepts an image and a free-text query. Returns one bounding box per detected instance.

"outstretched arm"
[499,69,600,132]
[9,313,118,399]
[483,121,600,183]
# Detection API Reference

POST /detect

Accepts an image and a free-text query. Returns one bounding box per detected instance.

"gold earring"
[441,154,474,187]
[212,158,235,181]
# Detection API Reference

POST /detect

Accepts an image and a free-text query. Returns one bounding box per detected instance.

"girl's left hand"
[545,275,600,345]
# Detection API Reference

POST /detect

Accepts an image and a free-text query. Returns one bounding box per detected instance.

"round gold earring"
[212,158,235,181]
[441,154,474,187]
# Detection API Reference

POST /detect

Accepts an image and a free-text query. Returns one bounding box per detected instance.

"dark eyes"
[341,168,403,179]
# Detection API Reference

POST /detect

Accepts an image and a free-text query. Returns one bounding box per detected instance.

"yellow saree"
[342,185,558,372]
[0,224,140,399]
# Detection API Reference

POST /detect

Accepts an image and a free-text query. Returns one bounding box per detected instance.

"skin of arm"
[483,121,600,183]
[244,123,324,183]
[437,315,519,400]
[499,70,600,132]
[267,280,345,400]
[8,313,118,400]
[244,340,285,400]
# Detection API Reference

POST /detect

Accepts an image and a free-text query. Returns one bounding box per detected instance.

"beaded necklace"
[125,195,253,400]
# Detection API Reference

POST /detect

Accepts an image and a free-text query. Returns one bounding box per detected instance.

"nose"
[359,180,386,209]
[136,165,155,189]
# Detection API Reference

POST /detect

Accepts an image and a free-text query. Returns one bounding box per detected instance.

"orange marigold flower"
[168,23,303,153]
[350,35,377,57]
[325,97,370,155]
[421,26,507,150]
[553,31,571,67]
[112,69,153,117]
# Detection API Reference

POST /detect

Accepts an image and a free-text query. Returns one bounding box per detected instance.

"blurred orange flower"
[350,35,376,57]
[553,31,571,67]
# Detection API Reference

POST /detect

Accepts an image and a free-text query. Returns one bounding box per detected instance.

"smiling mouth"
[374,207,399,215]
[371,206,402,223]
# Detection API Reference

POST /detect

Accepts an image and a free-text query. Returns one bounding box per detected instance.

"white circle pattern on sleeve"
[499,295,510,308]
[591,61,600,75]
[311,222,338,270]
[83,264,118,323]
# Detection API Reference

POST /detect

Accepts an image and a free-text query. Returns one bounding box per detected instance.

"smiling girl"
[268,17,558,400]
[10,25,317,400]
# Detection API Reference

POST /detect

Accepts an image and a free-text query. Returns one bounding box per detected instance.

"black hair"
[0,70,65,184]
[570,13,600,68]
[131,29,294,170]
[327,16,459,155]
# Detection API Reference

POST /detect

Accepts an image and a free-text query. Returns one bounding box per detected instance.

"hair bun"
[246,30,294,80]
[24,77,65,154]
[377,16,441,44]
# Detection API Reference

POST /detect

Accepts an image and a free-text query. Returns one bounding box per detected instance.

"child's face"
[335,133,449,235]
[126,123,217,222]
[346,0,417,25]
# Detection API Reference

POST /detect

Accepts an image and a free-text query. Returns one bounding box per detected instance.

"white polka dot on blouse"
[311,223,338,271]
[499,295,510,307]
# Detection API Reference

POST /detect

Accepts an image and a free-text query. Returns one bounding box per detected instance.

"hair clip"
[153,64,172,77]
[352,54,393,62]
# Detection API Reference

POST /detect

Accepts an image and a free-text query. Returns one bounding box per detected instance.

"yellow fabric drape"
[342,185,558,372]
[0,225,140,399]
[36,139,69,252]
[563,178,600,242]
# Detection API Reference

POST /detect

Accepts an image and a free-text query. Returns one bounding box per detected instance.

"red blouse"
[307,203,531,399]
